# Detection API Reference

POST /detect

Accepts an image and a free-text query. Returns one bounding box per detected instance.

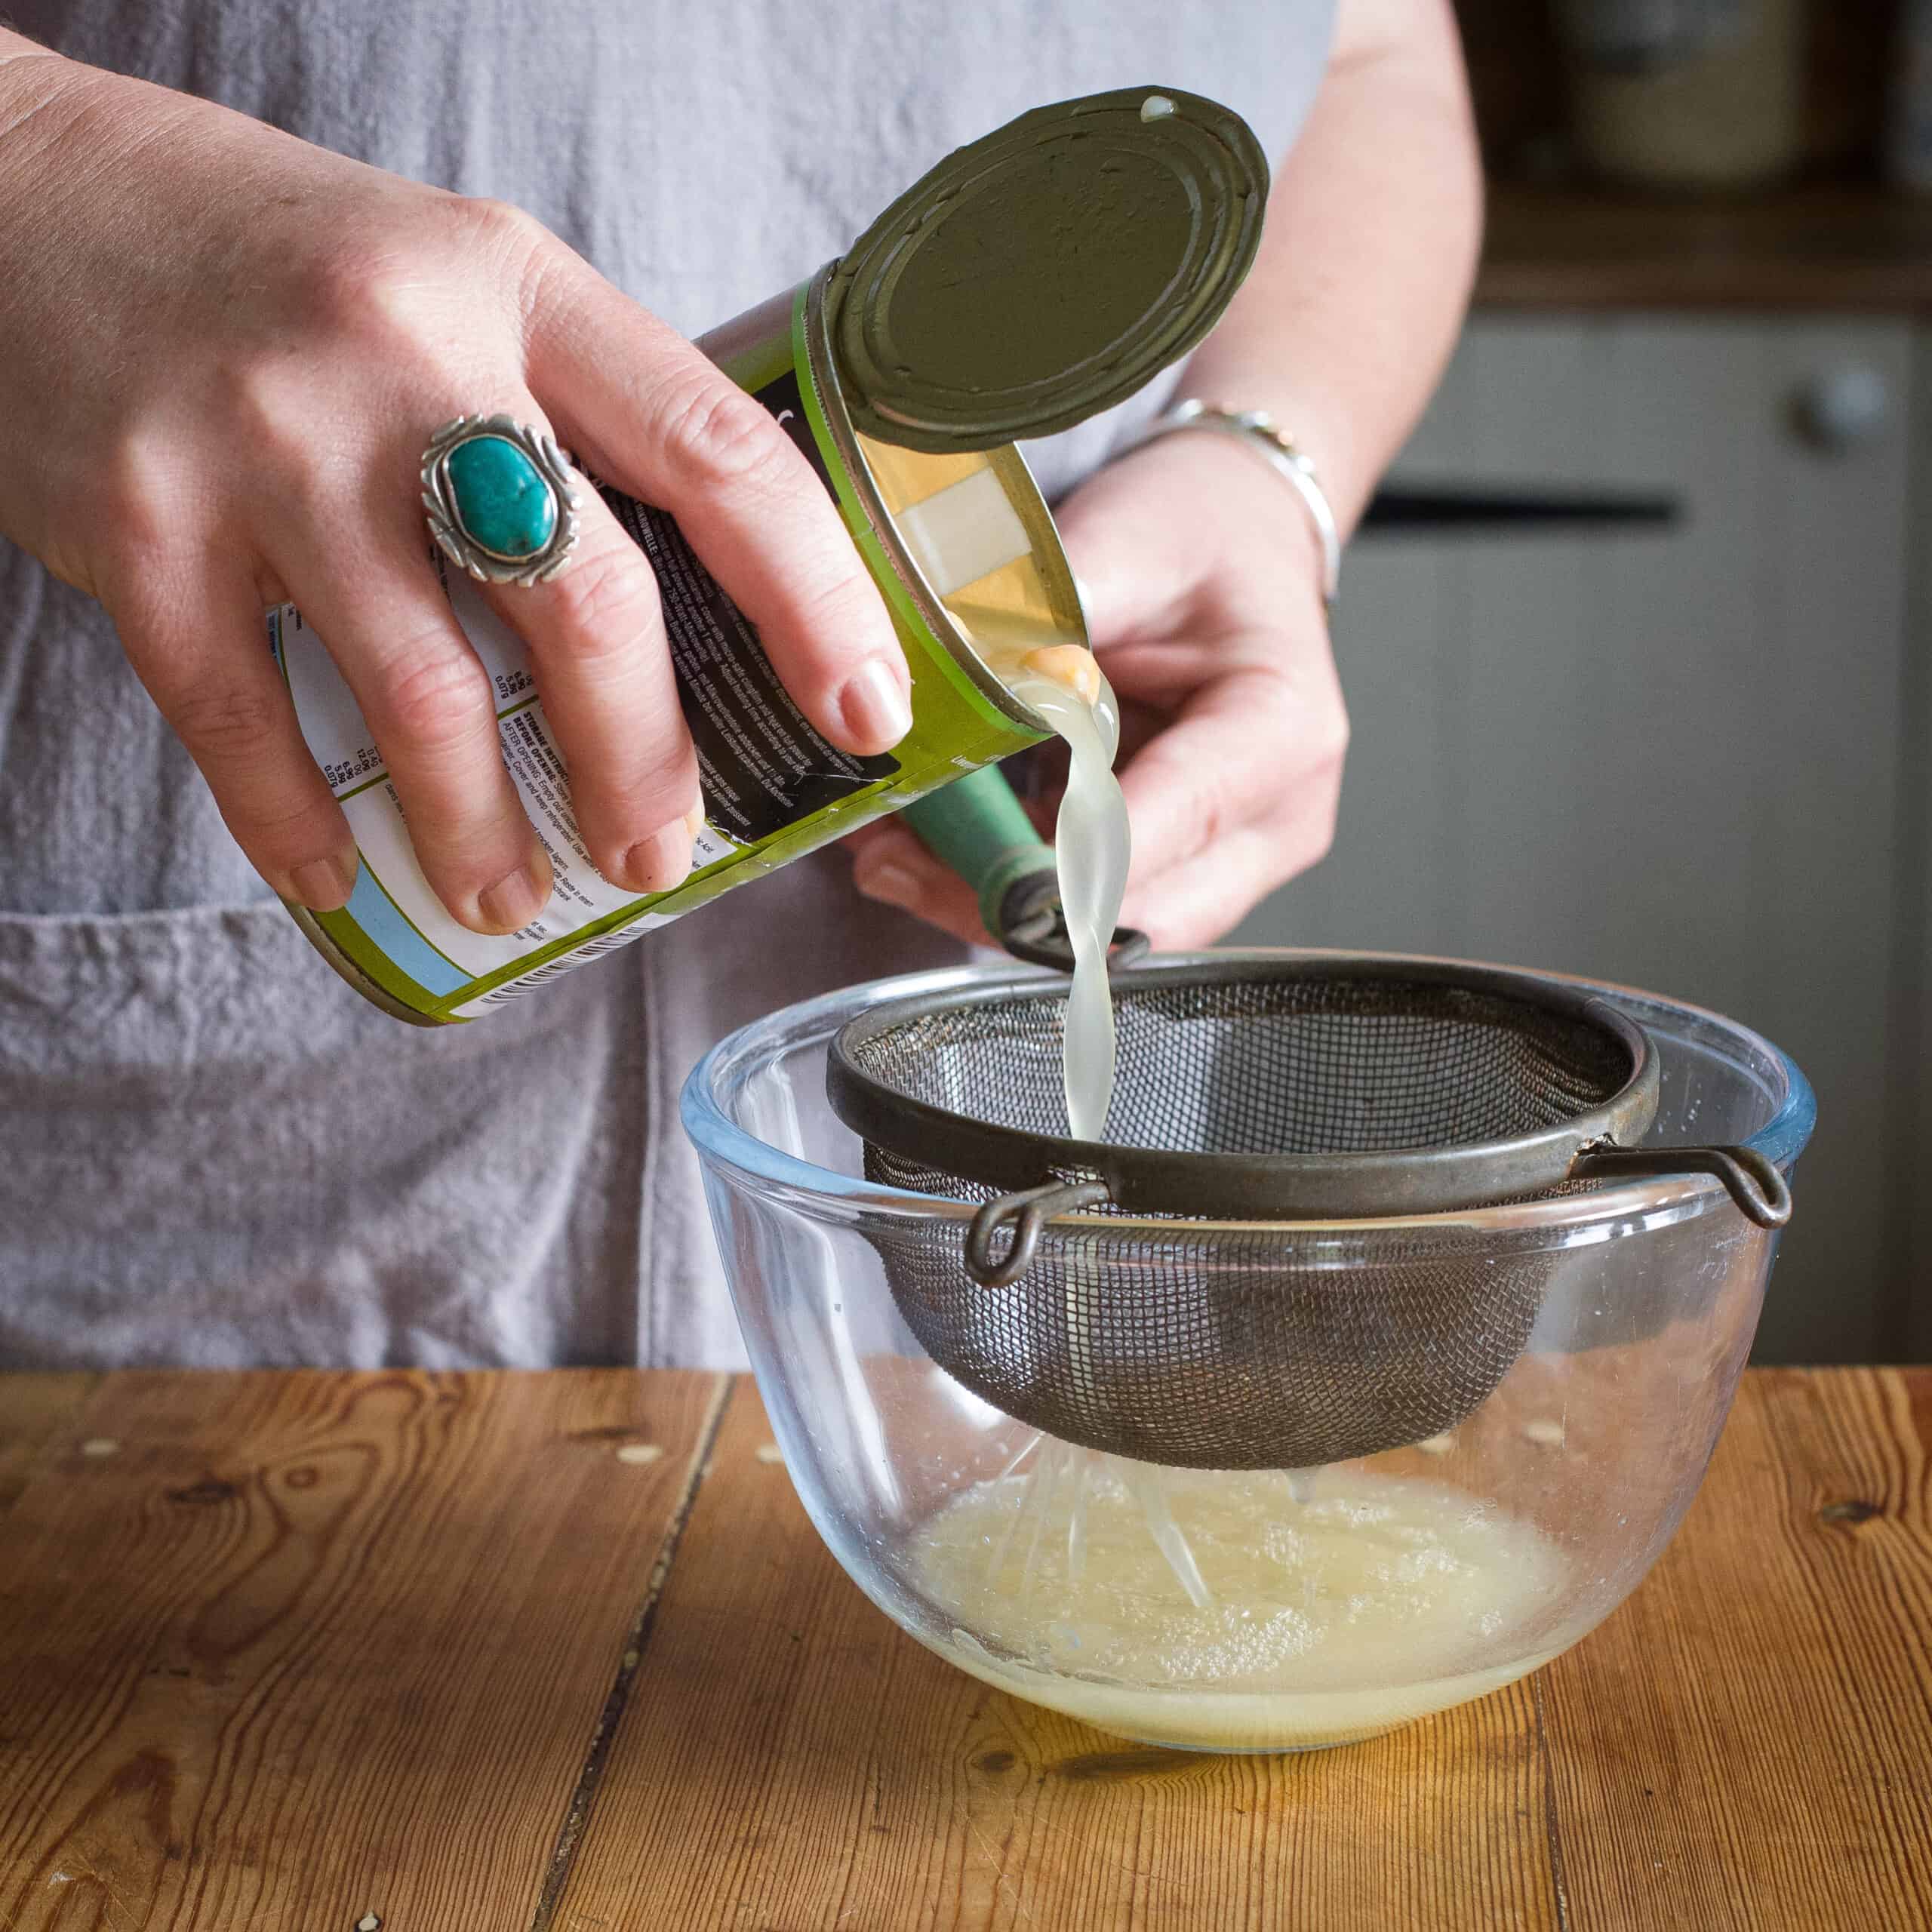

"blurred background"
[1232,0,1928,1363]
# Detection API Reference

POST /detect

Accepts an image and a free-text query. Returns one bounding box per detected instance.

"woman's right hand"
[0,38,911,931]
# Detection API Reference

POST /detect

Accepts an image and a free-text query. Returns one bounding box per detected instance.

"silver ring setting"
[420,414,580,587]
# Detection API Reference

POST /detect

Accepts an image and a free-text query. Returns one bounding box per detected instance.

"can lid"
[827,88,1269,453]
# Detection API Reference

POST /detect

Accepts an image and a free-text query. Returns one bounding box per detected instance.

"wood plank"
[0,1374,97,1512]
[0,1367,728,1932]
[2,1367,1921,1928]
[1478,185,1932,315]
[1543,1367,1932,1930]
[552,1380,1561,1932]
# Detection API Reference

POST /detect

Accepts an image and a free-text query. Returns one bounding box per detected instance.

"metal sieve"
[826,955,1791,1470]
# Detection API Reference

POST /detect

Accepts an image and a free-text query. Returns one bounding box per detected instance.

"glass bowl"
[681,951,1814,1754]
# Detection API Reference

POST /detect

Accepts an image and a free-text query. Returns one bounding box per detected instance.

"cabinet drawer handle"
[1361,487,1680,532]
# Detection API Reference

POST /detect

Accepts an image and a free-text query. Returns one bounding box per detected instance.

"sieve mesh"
[837,965,1641,1469]
[865,1152,1558,1469]
[851,973,1634,1155]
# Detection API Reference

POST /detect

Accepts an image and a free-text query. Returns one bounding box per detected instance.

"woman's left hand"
[846,432,1349,950]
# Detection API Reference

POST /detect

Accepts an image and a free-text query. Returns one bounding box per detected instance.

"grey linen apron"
[0,0,1335,1368]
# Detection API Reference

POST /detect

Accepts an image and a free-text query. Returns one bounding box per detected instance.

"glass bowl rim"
[680,946,1817,1244]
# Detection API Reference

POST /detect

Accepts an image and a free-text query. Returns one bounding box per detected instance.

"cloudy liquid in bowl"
[905,1457,1570,1751]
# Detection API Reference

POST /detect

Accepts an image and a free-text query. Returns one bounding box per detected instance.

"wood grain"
[0,1368,726,1932]
[0,1375,97,1512]
[1478,184,1932,313]
[1,1367,1924,1930]
[1544,1367,1932,1931]
[550,1380,1563,1932]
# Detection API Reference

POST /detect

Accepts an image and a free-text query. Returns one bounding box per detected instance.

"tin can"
[273,271,1081,1023]
[272,88,1269,1023]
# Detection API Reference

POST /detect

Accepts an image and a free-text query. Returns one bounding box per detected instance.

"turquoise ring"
[420,414,580,587]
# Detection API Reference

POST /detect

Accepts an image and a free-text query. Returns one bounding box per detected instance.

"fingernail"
[839,658,913,751]
[856,860,922,909]
[626,818,694,894]
[290,854,356,910]
[683,801,707,840]
[478,857,549,932]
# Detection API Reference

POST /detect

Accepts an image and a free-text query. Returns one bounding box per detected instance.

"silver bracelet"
[1131,399,1342,606]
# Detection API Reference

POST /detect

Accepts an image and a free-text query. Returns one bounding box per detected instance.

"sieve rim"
[825,953,1661,1220]
[680,948,1815,1241]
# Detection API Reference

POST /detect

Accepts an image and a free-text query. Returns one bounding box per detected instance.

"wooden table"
[0,1367,1926,1930]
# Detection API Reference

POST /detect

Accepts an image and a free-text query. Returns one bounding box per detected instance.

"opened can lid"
[827,87,1269,454]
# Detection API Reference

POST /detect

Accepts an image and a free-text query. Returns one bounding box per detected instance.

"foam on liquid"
[906,1455,1569,1751]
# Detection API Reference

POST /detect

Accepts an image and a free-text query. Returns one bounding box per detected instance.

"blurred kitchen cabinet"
[1233,315,1918,1364]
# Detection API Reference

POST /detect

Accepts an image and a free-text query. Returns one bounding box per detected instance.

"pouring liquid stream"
[1002,652,1127,1143]
[998,648,1214,1608]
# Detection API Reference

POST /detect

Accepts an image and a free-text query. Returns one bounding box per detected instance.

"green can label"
[272,285,1041,1023]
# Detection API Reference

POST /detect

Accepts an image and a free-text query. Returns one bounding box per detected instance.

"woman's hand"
[0,42,910,931]
[848,432,1348,950]
[844,0,1478,954]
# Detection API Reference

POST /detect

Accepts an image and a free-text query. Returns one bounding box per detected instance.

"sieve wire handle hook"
[901,765,1149,971]
[965,1177,1114,1287]
[1570,1143,1792,1229]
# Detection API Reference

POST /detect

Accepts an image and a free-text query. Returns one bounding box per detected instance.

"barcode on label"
[453,913,669,1017]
